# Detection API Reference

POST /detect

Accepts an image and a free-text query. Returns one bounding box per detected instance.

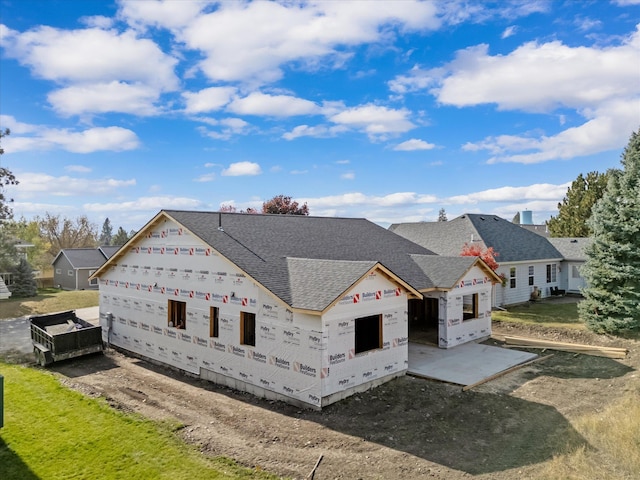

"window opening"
[210,306,219,338]
[354,314,382,354]
[168,299,186,329]
[241,311,256,346]
[462,293,479,321]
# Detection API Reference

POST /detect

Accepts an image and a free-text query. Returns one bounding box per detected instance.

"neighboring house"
[53,246,120,290]
[547,238,591,293]
[390,214,564,306]
[91,210,500,409]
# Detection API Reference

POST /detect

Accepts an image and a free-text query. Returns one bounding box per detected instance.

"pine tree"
[438,208,447,222]
[112,226,130,246]
[547,171,610,237]
[10,257,38,298]
[100,218,113,245]
[578,130,640,334]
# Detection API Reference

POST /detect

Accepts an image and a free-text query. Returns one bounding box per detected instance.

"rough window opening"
[241,311,256,346]
[462,293,479,321]
[354,314,382,354]
[168,299,186,329]
[210,306,219,338]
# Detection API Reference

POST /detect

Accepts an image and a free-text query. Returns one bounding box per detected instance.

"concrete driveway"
[0,306,99,361]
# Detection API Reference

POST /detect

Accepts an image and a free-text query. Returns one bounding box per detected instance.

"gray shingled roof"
[410,255,478,290]
[286,258,378,311]
[390,214,563,263]
[162,210,446,311]
[99,245,121,259]
[57,248,108,269]
[547,237,591,261]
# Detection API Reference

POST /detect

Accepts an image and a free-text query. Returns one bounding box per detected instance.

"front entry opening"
[408,297,439,345]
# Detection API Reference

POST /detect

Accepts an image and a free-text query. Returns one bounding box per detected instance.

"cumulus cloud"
[447,182,571,204]
[15,172,136,198]
[282,124,348,140]
[1,24,178,116]
[83,195,205,212]
[394,138,436,151]
[48,81,161,116]
[140,0,439,84]
[329,104,415,139]
[183,86,237,114]
[221,161,262,176]
[2,121,140,154]
[227,92,320,117]
[65,165,92,173]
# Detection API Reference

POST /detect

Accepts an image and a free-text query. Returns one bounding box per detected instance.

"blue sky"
[1,0,639,233]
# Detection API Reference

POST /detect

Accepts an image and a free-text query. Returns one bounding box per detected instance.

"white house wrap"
[92,210,499,409]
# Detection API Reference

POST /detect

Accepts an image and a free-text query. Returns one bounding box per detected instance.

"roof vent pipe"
[218,212,224,232]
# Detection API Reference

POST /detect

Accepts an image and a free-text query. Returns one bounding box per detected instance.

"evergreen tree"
[112,226,130,246]
[10,257,38,297]
[1,128,19,220]
[578,130,640,334]
[547,171,610,237]
[438,208,448,222]
[100,218,113,245]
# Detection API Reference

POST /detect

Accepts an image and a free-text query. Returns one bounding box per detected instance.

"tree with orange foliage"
[460,242,499,271]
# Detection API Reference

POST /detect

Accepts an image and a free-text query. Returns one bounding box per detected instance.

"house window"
[68,270,74,277]
[240,311,256,346]
[462,293,478,321]
[354,314,382,354]
[509,267,516,289]
[210,306,219,338]
[89,270,97,286]
[528,266,534,286]
[546,264,557,283]
[168,299,186,329]
[56,268,62,275]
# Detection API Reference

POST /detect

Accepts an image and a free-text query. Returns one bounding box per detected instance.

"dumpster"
[29,310,103,366]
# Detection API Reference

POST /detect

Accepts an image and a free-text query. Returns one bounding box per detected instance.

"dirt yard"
[40,320,637,480]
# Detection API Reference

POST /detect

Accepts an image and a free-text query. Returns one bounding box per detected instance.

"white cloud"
[467,98,640,164]
[282,124,348,140]
[447,182,571,204]
[341,172,355,180]
[15,172,136,198]
[183,86,237,114]
[197,117,251,140]
[304,191,438,209]
[432,27,640,112]
[501,25,517,39]
[65,165,92,173]
[329,104,415,139]
[2,26,178,90]
[227,92,320,117]
[82,195,205,212]
[118,0,205,31]
[48,81,161,116]
[394,138,436,151]
[221,161,262,176]
[194,173,216,183]
[3,123,140,154]
[165,1,439,84]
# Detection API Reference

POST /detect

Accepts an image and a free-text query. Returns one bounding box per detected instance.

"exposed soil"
[36,318,637,480]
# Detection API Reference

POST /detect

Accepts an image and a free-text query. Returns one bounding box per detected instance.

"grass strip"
[0,363,279,480]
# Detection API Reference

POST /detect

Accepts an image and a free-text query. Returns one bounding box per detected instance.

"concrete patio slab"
[408,341,538,386]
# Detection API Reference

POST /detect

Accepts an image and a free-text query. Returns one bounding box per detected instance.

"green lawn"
[0,288,99,320]
[491,300,584,329]
[0,363,279,480]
